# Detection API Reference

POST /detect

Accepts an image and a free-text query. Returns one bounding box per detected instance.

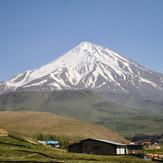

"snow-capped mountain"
[1,41,163,94]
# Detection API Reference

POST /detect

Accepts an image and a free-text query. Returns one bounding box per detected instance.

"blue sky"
[0,0,163,81]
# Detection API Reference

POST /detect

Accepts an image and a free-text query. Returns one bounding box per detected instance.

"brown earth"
[0,111,126,143]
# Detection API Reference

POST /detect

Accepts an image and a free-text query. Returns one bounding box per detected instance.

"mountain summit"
[0,41,163,94]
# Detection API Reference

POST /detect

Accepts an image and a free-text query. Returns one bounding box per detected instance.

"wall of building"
[68,143,82,153]
[82,139,116,155]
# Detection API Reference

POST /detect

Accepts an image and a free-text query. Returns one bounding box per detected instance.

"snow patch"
[139,77,161,89]
[23,79,48,88]
[96,82,106,88]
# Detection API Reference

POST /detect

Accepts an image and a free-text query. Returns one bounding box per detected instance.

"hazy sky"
[0,0,163,81]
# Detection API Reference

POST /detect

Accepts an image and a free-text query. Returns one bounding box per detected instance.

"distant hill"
[0,111,126,142]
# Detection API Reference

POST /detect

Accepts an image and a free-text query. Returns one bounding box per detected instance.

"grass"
[0,134,154,163]
[145,149,163,154]
[144,145,163,155]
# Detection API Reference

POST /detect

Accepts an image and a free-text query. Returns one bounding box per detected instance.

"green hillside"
[0,133,153,163]
[0,90,163,136]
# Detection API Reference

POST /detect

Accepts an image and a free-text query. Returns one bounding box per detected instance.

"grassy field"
[0,134,154,163]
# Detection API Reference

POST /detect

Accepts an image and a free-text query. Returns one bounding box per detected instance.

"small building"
[143,141,151,148]
[46,140,61,148]
[38,140,60,148]
[0,128,8,137]
[127,144,144,155]
[68,138,127,155]
[147,142,160,150]
[38,140,47,145]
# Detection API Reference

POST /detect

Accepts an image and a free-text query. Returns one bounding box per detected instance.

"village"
[37,135,163,162]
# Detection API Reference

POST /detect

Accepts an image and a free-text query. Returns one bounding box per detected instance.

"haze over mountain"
[0,41,163,95]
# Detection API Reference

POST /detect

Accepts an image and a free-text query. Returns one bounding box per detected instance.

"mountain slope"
[0,111,126,142]
[1,41,163,94]
[0,90,162,136]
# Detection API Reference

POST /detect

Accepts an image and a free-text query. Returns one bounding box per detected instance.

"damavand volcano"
[1,41,163,94]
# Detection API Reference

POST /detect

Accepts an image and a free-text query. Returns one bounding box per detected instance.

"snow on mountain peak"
[0,41,163,94]
[74,41,129,63]
[78,41,93,48]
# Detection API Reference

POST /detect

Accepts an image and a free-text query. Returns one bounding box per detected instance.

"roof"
[46,140,59,144]
[87,138,126,146]
[69,138,126,147]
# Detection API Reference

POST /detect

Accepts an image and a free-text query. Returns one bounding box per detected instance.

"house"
[0,128,8,137]
[46,140,61,148]
[147,142,161,150]
[68,138,127,155]
[143,141,151,148]
[38,140,60,148]
[127,144,144,155]
[38,140,47,145]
